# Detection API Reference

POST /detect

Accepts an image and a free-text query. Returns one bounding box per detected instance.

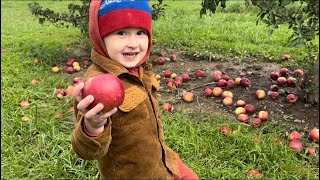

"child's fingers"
[84,103,104,119]
[72,82,85,102]
[100,107,118,119]
[77,95,94,113]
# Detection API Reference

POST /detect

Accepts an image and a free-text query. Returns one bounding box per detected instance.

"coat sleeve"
[71,100,112,160]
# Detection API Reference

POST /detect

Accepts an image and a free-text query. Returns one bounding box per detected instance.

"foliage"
[28,0,167,39]
[200,0,226,17]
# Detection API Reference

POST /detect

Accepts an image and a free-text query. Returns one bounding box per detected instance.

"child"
[71,0,199,179]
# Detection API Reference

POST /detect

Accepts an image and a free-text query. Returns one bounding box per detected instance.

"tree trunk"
[305,57,319,104]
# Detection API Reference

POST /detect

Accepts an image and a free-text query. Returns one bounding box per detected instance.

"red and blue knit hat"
[89,0,153,67]
[98,0,152,39]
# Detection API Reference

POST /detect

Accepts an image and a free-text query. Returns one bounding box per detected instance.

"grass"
[1,1,319,179]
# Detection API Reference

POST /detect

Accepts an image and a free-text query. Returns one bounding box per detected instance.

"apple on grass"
[220,126,232,136]
[19,101,30,109]
[51,66,60,73]
[257,111,268,122]
[309,128,319,143]
[250,118,262,128]
[289,140,303,153]
[244,104,255,115]
[306,147,316,156]
[162,103,173,112]
[288,131,302,141]
[247,169,261,178]
[237,114,249,123]
[82,74,125,112]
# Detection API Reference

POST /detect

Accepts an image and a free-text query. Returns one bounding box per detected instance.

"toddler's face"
[103,27,149,68]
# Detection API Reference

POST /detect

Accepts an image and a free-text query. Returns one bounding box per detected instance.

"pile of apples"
[268,67,304,104]
[54,77,82,99]
[288,128,319,156]
[51,57,90,74]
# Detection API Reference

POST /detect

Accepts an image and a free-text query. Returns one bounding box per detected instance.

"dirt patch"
[150,47,319,132]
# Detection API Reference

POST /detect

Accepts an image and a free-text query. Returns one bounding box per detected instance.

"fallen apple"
[269,84,278,91]
[212,70,222,82]
[235,107,246,116]
[282,54,291,61]
[82,59,90,67]
[181,74,190,83]
[280,68,289,76]
[269,91,279,100]
[244,104,255,115]
[286,77,296,87]
[204,88,213,97]
[270,71,280,80]
[163,70,172,78]
[220,126,232,136]
[234,77,241,85]
[240,78,251,88]
[170,54,177,61]
[82,74,125,112]
[309,128,319,143]
[66,58,75,67]
[183,92,193,103]
[222,75,230,81]
[286,94,298,104]
[19,101,30,109]
[306,147,316,156]
[288,131,302,141]
[66,67,75,74]
[237,114,249,123]
[217,79,227,87]
[222,91,233,99]
[257,111,268,122]
[236,100,246,107]
[247,169,261,178]
[250,118,262,128]
[226,80,236,88]
[196,69,205,79]
[289,140,303,153]
[162,103,173,112]
[255,89,266,100]
[222,97,233,106]
[277,77,287,86]
[212,87,223,97]
[293,69,304,77]
[51,66,60,73]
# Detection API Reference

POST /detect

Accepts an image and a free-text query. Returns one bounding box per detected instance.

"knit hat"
[89,0,152,68]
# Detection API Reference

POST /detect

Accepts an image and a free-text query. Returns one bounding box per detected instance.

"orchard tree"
[201,0,319,104]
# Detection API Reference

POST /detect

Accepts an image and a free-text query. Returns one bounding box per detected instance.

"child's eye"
[137,30,147,35]
[116,31,126,36]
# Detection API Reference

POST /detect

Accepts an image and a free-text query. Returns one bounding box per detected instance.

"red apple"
[277,77,287,86]
[166,81,176,90]
[309,128,319,143]
[19,101,30,109]
[165,78,174,84]
[204,88,213,97]
[162,103,173,112]
[293,69,304,77]
[181,74,190,83]
[269,91,279,100]
[257,111,269,122]
[154,57,165,65]
[174,80,182,88]
[306,147,316,156]
[66,67,75,74]
[286,77,296,87]
[220,126,232,136]
[82,59,90,67]
[270,71,280,80]
[183,92,194,102]
[66,58,75,67]
[212,87,223,97]
[237,114,249,123]
[286,94,297,104]
[212,70,222,82]
[73,77,82,85]
[226,80,235,88]
[222,75,230,81]
[289,140,303,153]
[282,54,291,61]
[55,88,65,96]
[82,74,125,112]
[288,131,302,141]
[196,69,205,79]
[269,84,278,91]
[175,77,183,83]
[250,118,262,128]
[255,89,266,100]
[163,70,172,78]
[170,54,177,61]
[217,79,227,87]
[240,78,251,88]
[247,169,261,178]
[244,104,255,115]
[236,100,246,107]
[280,68,289,76]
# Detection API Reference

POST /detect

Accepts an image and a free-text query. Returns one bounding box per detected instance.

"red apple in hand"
[82,74,125,112]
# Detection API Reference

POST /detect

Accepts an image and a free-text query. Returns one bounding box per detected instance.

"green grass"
[1,1,319,179]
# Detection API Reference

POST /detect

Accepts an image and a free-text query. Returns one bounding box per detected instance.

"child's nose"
[126,35,139,48]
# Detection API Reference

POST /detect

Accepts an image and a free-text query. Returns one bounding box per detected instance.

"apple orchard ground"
[74,46,319,133]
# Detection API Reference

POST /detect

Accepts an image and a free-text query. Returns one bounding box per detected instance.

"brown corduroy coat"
[71,50,180,180]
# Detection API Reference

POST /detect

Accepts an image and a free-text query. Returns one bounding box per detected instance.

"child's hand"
[73,82,117,135]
